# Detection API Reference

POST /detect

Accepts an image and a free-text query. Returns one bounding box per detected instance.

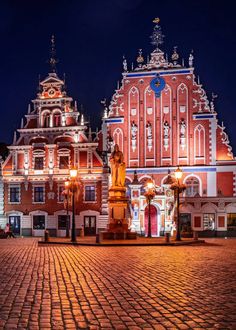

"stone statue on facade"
[180,119,186,137]
[109,144,126,187]
[163,121,169,138]
[146,121,152,139]
[131,121,138,140]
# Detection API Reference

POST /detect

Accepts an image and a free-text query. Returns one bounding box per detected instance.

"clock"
[48,88,55,97]
[150,75,165,98]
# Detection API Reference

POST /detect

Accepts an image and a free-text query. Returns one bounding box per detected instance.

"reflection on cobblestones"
[0,238,235,329]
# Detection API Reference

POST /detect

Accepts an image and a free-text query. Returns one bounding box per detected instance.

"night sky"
[1,0,236,151]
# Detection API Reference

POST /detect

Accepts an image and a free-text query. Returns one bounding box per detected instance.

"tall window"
[9,187,20,203]
[85,186,96,201]
[44,114,50,127]
[185,176,200,197]
[59,156,69,169]
[58,185,65,202]
[54,114,61,127]
[34,157,44,170]
[34,187,44,203]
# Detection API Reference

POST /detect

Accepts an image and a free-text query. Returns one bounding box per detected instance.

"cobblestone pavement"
[0,238,236,330]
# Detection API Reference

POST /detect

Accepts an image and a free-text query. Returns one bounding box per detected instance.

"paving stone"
[0,238,235,329]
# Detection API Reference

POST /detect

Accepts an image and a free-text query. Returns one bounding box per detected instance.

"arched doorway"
[144,204,159,236]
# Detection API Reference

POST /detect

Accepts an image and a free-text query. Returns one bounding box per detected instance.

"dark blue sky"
[1,0,236,150]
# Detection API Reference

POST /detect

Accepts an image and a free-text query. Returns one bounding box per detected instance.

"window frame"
[33,185,45,204]
[8,185,21,204]
[84,185,96,202]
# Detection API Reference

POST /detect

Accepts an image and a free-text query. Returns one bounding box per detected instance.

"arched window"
[185,176,200,197]
[53,113,61,127]
[44,114,50,127]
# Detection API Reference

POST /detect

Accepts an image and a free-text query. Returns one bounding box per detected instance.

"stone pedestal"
[102,186,137,240]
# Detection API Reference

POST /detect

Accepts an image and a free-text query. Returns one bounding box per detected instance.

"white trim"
[177,83,188,162]
[183,174,202,196]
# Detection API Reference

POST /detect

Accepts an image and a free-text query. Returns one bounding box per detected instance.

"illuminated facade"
[102,19,236,237]
[0,66,109,237]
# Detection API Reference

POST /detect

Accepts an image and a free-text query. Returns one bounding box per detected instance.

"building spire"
[150,18,164,50]
[49,35,58,73]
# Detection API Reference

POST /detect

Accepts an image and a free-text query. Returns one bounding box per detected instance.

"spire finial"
[49,35,58,73]
[150,17,164,50]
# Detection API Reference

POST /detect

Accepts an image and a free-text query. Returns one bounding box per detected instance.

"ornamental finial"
[49,35,58,73]
[150,17,164,50]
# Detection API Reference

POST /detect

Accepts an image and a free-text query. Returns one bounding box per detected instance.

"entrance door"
[144,205,158,236]
[84,216,96,236]
[9,216,21,235]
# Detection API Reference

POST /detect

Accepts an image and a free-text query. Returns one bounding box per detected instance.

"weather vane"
[150,17,164,50]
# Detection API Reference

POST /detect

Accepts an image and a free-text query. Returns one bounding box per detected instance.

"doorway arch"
[144,204,160,237]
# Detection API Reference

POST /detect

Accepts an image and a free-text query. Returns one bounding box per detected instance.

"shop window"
[34,157,44,170]
[33,215,45,230]
[9,186,20,203]
[203,213,215,230]
[85,186,96,201]
[59,156,69,169]
[58,215,70,230]
[180,213,192,233]
[34,187,44,203]
[185,177,200,197]
[227,213,236,230]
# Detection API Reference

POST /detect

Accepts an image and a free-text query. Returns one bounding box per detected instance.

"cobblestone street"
[0,238,235,329]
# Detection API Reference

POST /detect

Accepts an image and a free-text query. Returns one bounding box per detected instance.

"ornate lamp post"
[64,180,70,238]
[144,178,156,238]
[171,167,186,241]
[64,168,79,243]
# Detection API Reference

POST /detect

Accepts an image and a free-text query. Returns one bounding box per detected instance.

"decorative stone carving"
[163,121,170,151]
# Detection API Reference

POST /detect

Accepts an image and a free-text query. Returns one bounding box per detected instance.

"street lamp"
[64,168,79,243]
[64,180,70,238]
[171,166,186,241]
[144,178,156,238]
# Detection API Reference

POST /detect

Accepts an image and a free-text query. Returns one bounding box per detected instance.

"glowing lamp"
[146,179,155,190]
[70,168,78,179]
[65,180,70,188]
[174,167,183,180]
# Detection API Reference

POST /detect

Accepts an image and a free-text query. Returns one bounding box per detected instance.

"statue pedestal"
[101,186,137,240]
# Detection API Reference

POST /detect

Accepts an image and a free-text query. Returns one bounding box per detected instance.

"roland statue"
[109,144,126,187]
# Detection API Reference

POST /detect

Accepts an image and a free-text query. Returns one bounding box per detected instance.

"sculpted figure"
[180,119,186,137]
[163,121,169,138]
[146,122,152,139]
[109,144,126,187]
[131,121,138,140]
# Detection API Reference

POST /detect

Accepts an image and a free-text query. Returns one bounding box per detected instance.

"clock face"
[48,88,55,97]
[150,75,165,98]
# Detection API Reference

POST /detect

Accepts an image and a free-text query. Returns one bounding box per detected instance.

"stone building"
[102,19,236,237]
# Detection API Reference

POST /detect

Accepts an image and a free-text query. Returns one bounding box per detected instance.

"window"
[58,185,65,203]
[227,214,236,230]
[34,157,44,170]
[54,114,61,127]
[85,185,96,201]
[59,156,69,169]
[34,186,44,203]
[203,214,215,230]
[9,187,20,203]
[33,215,45,230]
[58,215,70,230]
[185,176,200,197]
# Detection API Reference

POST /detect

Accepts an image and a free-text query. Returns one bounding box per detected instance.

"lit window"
[33,215,45,229]
[185,177,200,197]
[59,156,69,169]
[34,187,44,203]
[227,214,236,230]
[34,157,44,170]
[85,186,96,201]
[9,187,20,203]
[58,185,65,202]
[203,214,215,230]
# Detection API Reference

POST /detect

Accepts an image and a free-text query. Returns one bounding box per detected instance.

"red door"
[145,205,158,236]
